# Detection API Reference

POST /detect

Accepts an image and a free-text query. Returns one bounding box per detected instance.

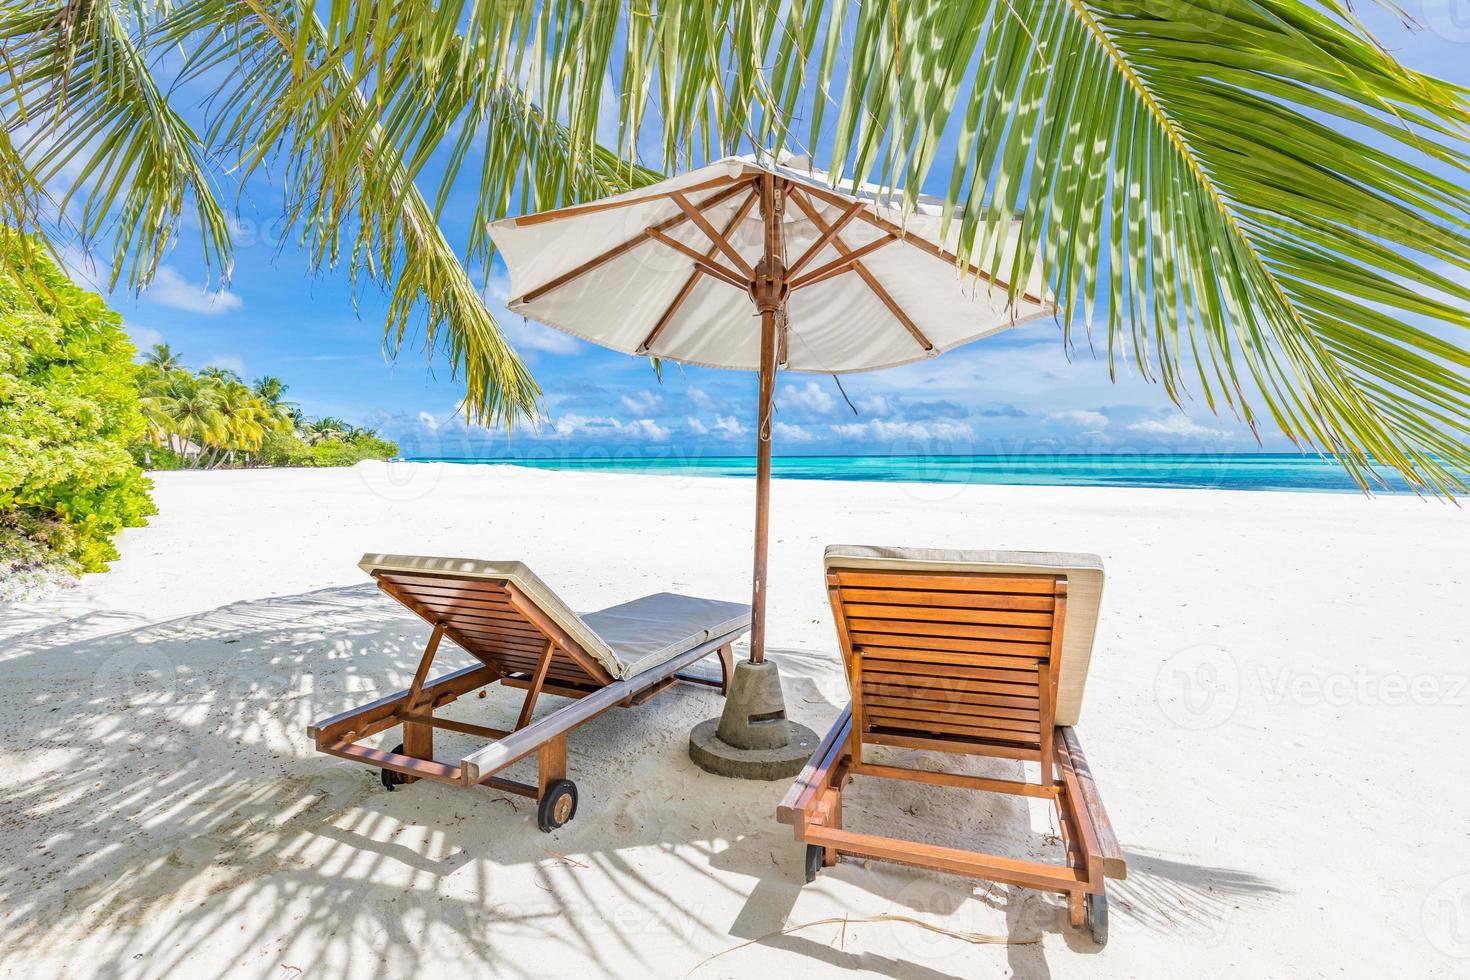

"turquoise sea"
[402,453,1442,494]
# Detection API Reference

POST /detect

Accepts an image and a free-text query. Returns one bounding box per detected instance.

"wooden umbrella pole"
[747,174,788,666]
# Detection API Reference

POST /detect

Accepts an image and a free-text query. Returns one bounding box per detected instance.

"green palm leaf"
[4,1,1469,489]
[393,0,1470,492]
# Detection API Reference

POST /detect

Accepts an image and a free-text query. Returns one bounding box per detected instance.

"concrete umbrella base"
[689,659,819,780]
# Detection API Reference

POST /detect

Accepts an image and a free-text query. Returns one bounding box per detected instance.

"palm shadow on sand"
[0,588,1282,978]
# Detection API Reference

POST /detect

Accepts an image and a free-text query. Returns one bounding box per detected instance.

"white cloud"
[144,266,243,315]
[773,422,815,443]
[687,386,714,409]
[1047,409,1109,429]
[628,418,669,441]
[551,413,599,436]
[829,420,975,443]
[686,417,709,435]
[712,415,746,437]
[549,413,669,441]
[780,380,836,415]
[124,321,163,350]
[500,316,582,355]
[856,394,890,416]
[416,411,441,433]
[620,390,662,414]
[870,419,975,442]
[1128,414,1235,439]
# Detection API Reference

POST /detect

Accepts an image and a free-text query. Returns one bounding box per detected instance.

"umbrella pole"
[688,173,816,779]
[748,307,776,666]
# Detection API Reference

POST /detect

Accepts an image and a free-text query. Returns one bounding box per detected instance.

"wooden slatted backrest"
[371,569,615,690]
[827,566,1067,752]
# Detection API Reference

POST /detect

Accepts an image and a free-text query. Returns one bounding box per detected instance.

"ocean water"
[403,453,1447,493]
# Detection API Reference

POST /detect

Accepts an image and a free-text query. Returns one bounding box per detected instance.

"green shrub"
[309,440,365,467]
[0,236,156,573]
[347,431,398,460]
[256,430,314,467]
[129,442,184,470]
[0,512,81,601]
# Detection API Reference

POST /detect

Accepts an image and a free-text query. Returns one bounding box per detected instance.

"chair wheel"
[804,843,823,883]
[1086,892,1108,946]
[537,779,578,832]
[380,743,408,791]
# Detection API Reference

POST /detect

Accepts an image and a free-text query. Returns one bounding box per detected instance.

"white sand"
[2,462,1467,978]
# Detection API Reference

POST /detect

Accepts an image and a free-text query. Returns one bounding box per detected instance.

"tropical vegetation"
[2,2,1469,492]
[133,345,397,470]
[0,233,154,593]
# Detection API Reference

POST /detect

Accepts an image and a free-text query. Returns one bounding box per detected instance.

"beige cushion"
[823,545,1105,726]
[358,554,748,680]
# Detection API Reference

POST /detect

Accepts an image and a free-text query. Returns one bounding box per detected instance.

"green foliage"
[129,442,183,470]
[6,2,1469,489]
[255,430,312,468]
[0,512,80,601]
[132,351,397,470]
[0,234,155,574]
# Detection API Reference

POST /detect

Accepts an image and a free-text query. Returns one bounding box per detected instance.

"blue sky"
[58,2,1470,459]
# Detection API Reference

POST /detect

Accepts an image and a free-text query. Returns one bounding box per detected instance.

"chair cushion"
[823,545,1105,726]
[582,593,750,678]
[358,554,748,680]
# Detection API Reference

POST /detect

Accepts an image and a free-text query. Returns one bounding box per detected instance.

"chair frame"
[777,567,1126,934]
[310,568,742,822]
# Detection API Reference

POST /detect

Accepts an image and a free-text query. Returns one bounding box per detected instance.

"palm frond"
[0,0,232,290]
[308,0,1470,491]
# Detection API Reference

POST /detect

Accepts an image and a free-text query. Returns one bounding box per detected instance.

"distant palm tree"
[199,365,242,384]
[252,375,287,407]
[142,343,181,374]
[299,417,349,446]
[151,372,225,466]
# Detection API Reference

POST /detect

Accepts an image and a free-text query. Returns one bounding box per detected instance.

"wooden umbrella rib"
[639,189,759,355]
[514,182,751,305]
[646,228,751,291]
[785,200,865,279]
[789,189,934,353]
[670,190,756,278]
[786,234,896,292]
[510,174,738,227]
[792,182,1047,307]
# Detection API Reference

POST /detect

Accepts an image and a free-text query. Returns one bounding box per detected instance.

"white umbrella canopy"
[490,154,1054,669]
[491,154,1052,373]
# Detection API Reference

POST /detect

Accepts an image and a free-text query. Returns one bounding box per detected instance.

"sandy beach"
[2,461,1467,978]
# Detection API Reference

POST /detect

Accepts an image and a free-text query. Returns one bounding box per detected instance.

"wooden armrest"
[776,704,852,828]
[1057,726,1126,879]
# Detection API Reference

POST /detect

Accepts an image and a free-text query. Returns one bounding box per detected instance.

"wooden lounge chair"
[310,554,749,831]
[777,546,1126,944]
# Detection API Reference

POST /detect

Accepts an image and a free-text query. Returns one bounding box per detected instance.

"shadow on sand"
[0,587,1281,976]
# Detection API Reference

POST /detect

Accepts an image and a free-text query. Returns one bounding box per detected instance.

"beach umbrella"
[490,155,1052,775]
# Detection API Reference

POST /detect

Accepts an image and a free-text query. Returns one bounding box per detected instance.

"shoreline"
[389,453,1440,495]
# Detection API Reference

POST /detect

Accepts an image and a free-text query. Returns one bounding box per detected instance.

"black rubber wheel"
[804,844,823,883]
[1086,893,1109,946]
[537,779,578,832]
[380,743,408,791]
